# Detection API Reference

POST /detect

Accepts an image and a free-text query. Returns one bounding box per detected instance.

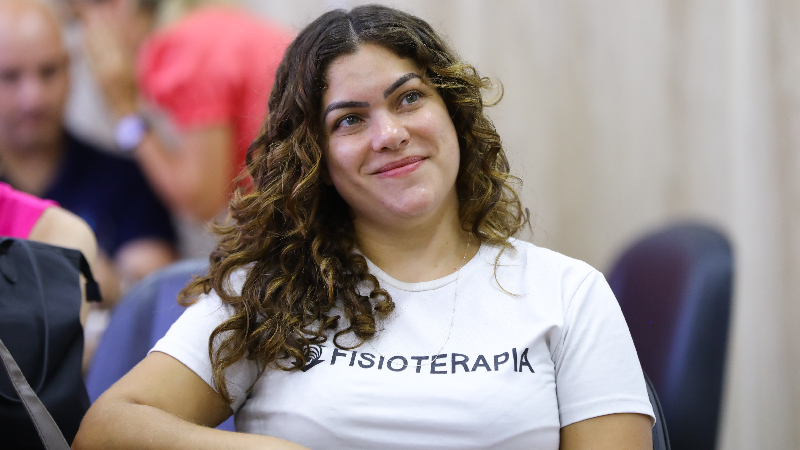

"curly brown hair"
[180,4,529,404]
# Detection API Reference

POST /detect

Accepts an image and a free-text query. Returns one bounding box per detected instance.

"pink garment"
[0,182,58,238]
[137,7,293,180]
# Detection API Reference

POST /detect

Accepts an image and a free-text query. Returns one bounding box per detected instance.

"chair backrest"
[85,258,208,403]
[84,258,236,431]
[608,223,733,450]
[645,371,671,450]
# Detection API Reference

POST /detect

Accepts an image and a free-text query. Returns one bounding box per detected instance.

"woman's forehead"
[322,45,421,98]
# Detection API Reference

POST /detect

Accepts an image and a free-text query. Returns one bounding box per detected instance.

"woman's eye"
[401,91,421,105]
[336,115,361,129]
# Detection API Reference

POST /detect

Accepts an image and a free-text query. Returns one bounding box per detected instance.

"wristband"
[114,114,149,153]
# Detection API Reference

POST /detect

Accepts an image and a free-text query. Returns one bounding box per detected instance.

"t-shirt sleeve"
[552,268,656,427]
[150,292,259,411]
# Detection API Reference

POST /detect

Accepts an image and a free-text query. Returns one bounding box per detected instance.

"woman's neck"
[353,203,479,283]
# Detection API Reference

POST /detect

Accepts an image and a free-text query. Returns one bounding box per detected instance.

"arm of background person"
[72,351,311,450]
[115,237,176,289]
[87,237,176,310]
[133,124,233,221]
[71,3,234,221]
[89,251,122,309]
[27,206,97,326]
[560,413,653,450]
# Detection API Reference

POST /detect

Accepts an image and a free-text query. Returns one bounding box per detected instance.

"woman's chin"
[349,187,458,227]
[384,194,437,216]
[381,200,457,227]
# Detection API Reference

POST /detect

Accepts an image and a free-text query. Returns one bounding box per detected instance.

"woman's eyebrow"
[324,100,369,119]
[383,73,421,98]
[322,73,421,119]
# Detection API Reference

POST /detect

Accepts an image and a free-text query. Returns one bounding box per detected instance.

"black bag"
[0,238,101,449]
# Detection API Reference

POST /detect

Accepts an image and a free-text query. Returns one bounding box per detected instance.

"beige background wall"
[66,0,800,448]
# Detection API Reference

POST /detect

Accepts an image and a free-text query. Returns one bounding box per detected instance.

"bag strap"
[0,337,70,450]
[79,250,102,303]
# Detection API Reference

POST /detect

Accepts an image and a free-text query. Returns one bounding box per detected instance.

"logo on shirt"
[300,345,535,374]
[301,345,326,372]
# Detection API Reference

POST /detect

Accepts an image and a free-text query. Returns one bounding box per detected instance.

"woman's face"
[321,44,460,230]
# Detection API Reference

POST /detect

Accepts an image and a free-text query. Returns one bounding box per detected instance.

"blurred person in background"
[0,181,97,326]
[0,0,177,364]
[68,0,293,223]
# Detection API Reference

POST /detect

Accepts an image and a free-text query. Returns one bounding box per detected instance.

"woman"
[74,5,654,450]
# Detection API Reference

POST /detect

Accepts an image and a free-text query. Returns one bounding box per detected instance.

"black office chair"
[608,223,733,450]
[645,371,671,450]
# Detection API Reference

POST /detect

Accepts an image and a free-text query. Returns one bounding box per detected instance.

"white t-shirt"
[152,239,654,449]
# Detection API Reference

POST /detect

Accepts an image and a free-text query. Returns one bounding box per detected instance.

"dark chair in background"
[645,371,671,450]
[84,258,234,431]
[608,223,733,450]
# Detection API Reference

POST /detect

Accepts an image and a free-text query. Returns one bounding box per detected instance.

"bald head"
[0,0,62,33]
[0,0,69,153]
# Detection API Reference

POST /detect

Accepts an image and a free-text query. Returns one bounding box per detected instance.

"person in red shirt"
[70,0,293,221]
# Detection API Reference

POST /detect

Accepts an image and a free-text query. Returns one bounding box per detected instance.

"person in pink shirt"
[0,181,97,324]
[70,0,293,221]
[0,181,57,239]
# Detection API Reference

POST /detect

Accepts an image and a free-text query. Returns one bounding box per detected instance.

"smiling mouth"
[373,156,427,175]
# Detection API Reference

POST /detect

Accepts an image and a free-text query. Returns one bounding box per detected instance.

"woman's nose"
[371,112,409,152]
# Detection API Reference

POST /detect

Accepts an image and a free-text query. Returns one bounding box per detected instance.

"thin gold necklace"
[366,235,471,366]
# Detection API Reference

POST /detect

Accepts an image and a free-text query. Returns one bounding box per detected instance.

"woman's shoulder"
[497,238,597,274]
[485,238,603,294]
[189,265,250,311]
[222,265,250,295]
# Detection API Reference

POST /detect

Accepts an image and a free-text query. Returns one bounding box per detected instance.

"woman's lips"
[374,156,426,177]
